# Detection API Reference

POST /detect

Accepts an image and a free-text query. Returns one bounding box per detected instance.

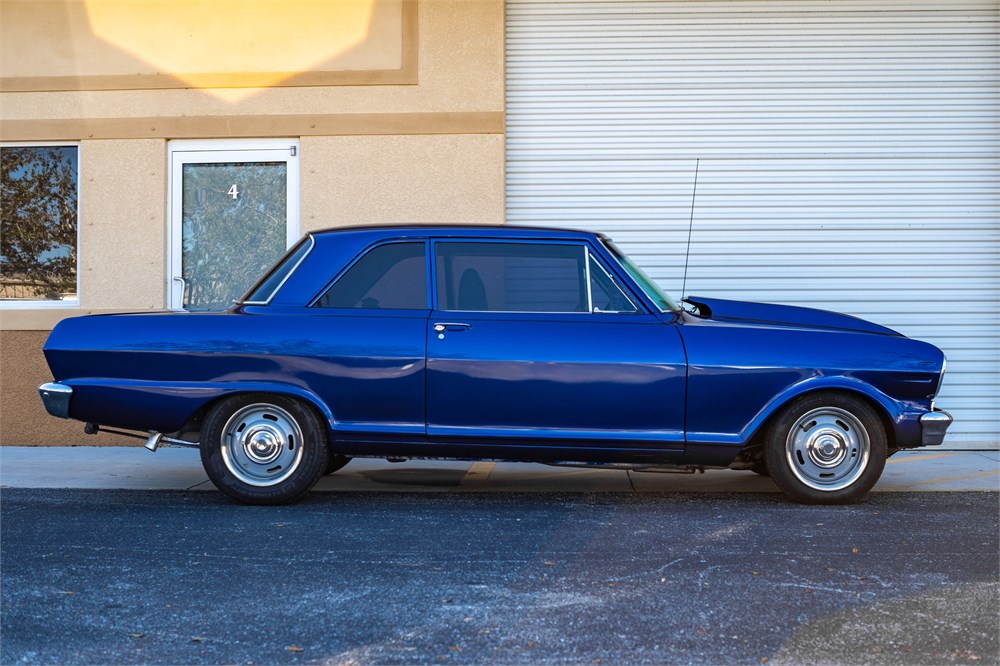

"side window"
[436,242,587,313]
[589,254,638,313]
[314,242,427,309]
[1,145,79,305]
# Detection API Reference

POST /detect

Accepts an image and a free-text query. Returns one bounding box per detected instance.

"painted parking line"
[887,452,960,464]
[877,469,1000,491]
[458,461,496,489]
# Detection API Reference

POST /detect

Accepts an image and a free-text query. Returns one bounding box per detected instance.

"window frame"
[587,251,640,314]
[308,238,432,312]
[0,141,81,309]
[430,238,644,316]
[167,139,300,312]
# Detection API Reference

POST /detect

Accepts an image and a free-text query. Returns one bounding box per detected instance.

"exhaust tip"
[144,433,164,452]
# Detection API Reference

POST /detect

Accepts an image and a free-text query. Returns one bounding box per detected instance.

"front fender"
[64,378,337,434]
[683,376,921,467]
[737,376,910,445]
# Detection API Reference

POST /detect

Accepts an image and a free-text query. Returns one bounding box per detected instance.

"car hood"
[683,296,901,336]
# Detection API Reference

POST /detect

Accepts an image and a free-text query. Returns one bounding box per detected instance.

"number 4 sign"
[227,184,239,200]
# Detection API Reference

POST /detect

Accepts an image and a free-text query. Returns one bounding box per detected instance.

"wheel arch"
[174,383,337,436]
[739,381,899,457]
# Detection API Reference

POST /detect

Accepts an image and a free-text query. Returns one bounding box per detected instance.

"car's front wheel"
[200,394,329,505]
[764,392,887,504]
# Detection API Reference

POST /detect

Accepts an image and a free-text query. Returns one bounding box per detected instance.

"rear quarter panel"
[43,310,425,435]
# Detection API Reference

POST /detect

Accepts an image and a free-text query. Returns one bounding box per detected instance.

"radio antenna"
[680,158,700,303]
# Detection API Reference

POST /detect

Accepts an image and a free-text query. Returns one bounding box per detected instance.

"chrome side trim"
[38,382,72,419]
[919,409,953,446]
[934,355,948,401]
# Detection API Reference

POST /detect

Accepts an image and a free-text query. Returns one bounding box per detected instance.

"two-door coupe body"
[39,225,952,504]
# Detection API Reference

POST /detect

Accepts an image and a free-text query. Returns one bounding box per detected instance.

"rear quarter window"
[314,242,428,309]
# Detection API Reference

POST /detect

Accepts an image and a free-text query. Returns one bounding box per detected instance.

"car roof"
[308,224,603,241]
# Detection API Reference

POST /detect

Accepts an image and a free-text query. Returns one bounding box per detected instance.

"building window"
[0,145,79,305]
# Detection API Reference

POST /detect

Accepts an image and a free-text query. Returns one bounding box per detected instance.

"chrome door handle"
[434,322,471,332]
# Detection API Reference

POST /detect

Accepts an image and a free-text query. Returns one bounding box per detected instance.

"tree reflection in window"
[181,162,287,311]
[1,146,78,302]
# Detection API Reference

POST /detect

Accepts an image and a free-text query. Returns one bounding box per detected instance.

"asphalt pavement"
[1,489,997,665]
[1,449,997,665]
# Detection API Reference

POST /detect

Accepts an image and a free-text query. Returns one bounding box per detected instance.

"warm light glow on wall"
[83,0,376,98]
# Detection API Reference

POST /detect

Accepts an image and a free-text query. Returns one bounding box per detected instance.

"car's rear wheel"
[764,392,886,504]
[200,394,329,505]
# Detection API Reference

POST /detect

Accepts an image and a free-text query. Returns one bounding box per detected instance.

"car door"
[306,240,430,442]
[426,239,686,456]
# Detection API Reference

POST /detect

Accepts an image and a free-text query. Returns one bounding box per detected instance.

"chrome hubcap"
[786,407,870,491]
[220,403,304,487]
[245,427,282,464]
[809,431,848,468]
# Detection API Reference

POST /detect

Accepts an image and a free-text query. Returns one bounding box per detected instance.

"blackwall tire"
[200,394,329,505]
[764,392,887,505]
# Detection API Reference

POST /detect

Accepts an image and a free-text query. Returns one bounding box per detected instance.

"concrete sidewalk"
[1,446,997,493]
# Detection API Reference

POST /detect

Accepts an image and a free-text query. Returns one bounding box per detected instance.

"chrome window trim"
[239,234,315,306]
[433,239,593,315]
[587,251,640,314]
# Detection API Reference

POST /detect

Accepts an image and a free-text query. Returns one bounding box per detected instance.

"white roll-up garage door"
[506,0,999,448]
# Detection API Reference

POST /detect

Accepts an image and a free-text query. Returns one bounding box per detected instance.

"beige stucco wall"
[2,0,404,80]
[0,0,505,444]
[79,139,168,309]
[1,0,503,122]
[301,134,504,230]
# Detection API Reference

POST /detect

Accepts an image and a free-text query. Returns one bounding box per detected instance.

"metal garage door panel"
[506,0,1000,447]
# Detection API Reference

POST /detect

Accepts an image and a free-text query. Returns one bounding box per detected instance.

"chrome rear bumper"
[920,409,953,446]
[38,382,72,419]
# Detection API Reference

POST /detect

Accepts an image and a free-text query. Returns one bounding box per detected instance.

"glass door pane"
[180,161,287,311]
[169,141,299,312]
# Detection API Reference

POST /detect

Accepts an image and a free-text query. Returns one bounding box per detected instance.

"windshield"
[603,239,680,312]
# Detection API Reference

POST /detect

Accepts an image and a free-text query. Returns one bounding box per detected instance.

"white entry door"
[168,140,300,311]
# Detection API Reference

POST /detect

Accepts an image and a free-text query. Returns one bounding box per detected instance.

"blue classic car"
[38,225,952,504]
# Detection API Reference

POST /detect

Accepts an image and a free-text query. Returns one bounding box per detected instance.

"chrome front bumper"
[920,409,953,446]
[38,382,72,419]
